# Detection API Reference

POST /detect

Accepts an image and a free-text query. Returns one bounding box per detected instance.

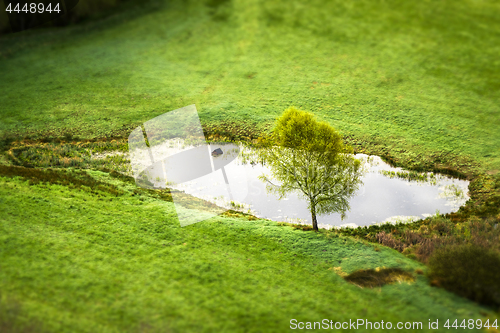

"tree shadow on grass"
[344,268,415,288]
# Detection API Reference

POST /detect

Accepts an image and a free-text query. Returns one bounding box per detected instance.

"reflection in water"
[172,145,469,228]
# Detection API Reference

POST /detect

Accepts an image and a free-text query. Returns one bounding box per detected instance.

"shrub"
[427,244,500,308]
[375,231,407,252]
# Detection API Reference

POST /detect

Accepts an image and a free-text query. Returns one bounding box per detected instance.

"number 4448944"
[444,319,498,330]
[6,3,61,14]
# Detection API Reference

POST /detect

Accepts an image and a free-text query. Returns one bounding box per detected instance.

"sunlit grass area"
[0,0,499,172]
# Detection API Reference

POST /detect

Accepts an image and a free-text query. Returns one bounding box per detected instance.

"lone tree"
[257,107,363,231]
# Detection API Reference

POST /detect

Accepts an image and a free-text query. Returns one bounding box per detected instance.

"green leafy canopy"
[273,107,348,161]
[258,107,363,230]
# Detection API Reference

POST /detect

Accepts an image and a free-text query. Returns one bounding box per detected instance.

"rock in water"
[211,148,223,157]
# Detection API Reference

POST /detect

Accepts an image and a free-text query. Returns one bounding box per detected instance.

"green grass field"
[1,0,499,171]
[0,171,494,332]
[1,0,499,331]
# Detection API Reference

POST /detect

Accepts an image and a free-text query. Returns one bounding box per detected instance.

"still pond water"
[168,145,469,228]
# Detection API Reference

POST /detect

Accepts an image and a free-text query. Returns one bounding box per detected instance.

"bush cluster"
[427,244,500,308]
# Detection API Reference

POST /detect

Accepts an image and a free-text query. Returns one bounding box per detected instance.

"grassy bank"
[0,169,496,332]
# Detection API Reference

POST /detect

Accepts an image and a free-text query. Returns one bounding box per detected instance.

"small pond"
[162,144,469,228]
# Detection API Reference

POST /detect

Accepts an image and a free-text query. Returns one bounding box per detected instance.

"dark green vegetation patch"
[427,244,500,308]
[344,268,415,289]
[0,164,124,196]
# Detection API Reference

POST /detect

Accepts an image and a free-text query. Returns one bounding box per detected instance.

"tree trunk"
[311,203,318,231]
